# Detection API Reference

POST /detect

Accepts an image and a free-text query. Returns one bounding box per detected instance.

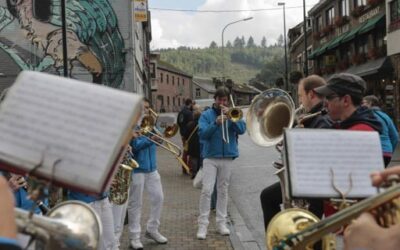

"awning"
[308,47,322,59]
[359,13,385,35]
[345,57,393,77]
[342,22,367,43]
[327,31,350,50]
[308,31,350,59]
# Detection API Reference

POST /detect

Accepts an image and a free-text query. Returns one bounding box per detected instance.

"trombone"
[221,94,243,143]
[137,113,191,174]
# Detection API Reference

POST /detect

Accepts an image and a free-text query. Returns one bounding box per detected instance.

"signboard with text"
[134,0,148,22]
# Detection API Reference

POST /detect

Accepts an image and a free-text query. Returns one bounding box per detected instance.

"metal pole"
[303,0,309,76]
[283,4,288,90]
[61,0,68,77]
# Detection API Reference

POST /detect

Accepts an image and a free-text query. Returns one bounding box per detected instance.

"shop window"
[357,36,368,55]
[374,29,385,48]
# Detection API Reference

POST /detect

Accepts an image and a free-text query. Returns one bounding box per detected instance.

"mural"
[0,0,126,88]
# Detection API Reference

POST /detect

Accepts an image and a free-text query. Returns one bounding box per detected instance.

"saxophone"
[109,146,138,205]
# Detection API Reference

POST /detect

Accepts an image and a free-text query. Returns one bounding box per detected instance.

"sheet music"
[0,71,142,193]
[285,129,384,198]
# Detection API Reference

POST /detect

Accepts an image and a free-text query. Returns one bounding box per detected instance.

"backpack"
[177,110,185,129]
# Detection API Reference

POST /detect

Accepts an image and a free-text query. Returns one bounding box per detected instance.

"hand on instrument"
[344,213,400,250]
[0,175,17,239]
[8,174,27,192]
[220,105,229,115]
[216,115,227,125]
[370,165,400,187]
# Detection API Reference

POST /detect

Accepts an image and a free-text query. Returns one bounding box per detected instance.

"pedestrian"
[362,95,398,166]
[197,87,246,239]
[343,165,400,250]
[259,75,332,229]
[184,105,202,178]
[314,73,382,217]
[127,98,167,250]
[0,175,22,250]
[177,98,194,174]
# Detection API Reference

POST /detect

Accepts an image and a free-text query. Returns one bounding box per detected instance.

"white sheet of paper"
[284,129,384,198]
[0,71,142,193]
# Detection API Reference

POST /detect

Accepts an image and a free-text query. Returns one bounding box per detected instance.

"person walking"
[197,87,246,240]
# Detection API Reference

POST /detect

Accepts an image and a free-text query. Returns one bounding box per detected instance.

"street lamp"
[303,0,309,76]
[221,17,254,82]
[61,0,68,77]
[278,2,288,91]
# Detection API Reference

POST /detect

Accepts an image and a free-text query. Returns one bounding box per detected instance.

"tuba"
[16,200,101,250]
[109,147,139,205]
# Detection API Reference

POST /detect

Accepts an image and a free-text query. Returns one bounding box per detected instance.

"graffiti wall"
[0,0,134,90]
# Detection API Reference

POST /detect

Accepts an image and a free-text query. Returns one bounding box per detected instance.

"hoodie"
[334,106,382,133]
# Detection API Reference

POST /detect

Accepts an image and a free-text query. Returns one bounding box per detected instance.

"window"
[315,15,323,31]
[172,76,175,85]
[160,73,163,83]
[167,96,170,105]
[166,75,169,84]
[326,7,334,25]
[297,54,303,72]
[178,98,181,106]
[182,79,185,85]
[390,0,400,23]
[177,78,180,87]
[196,88,201,98]
[357,36,368,54]
[354,0,366,7]
[374,29,385,48]
[173,97,175,106]
[307,47,313,69]
[339,0,350,16]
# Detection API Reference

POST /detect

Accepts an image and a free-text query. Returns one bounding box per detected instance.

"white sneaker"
[130,239,143,250]
[217,223,230,236]
[197,225,207,240]
[145,230,168,244]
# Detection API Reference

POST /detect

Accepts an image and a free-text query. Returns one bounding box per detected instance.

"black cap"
[314,73,366,98]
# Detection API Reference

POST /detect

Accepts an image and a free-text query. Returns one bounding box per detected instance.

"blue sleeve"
[230,120,246,135]
[198,112,219,140]
[130,136,154,152]
[387,118,399,151]
[0,237,21,250]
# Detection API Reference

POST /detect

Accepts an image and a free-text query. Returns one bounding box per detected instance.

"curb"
[228,196,262,250]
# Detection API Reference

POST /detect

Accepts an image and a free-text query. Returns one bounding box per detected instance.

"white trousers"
[111,202,128,247]
[198,158,233,227]
[127,171,164,240]
[90,198,118,250]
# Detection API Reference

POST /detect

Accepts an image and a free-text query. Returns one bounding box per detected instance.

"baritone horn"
[16,201,101,250]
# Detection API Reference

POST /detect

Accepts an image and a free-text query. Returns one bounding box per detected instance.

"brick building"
[150,53,193,113]
[307,0,393,117]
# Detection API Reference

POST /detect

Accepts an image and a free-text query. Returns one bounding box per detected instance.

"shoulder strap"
[187,124,199,142]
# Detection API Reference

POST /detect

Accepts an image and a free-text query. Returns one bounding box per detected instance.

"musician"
[0,175,22,250]
[260,75,332,229]
[127,98,167,250]
[197,87,246,240]
[314,73,382,217]
[344,165,400,250]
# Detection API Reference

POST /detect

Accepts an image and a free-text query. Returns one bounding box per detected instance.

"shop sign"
[359,6,380,23]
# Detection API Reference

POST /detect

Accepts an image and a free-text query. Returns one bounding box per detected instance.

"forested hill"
[157,38,285,85]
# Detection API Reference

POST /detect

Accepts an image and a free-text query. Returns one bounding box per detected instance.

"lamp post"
[221,17,253,83]
[61,0,68,77]
[303,0,309,76]
[277,2,288,91]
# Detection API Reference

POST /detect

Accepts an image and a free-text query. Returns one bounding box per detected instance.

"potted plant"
[335,16,349,27]
[351,5,365,18]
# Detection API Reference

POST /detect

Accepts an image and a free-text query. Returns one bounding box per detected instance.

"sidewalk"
[119,145,233,250]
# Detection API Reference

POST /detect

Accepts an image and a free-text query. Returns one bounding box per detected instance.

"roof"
[157,60,192,78]
[346,57,392,77]
[192,77,216,93]
[232,83,259,94]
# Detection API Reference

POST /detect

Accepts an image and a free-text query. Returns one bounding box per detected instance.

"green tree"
[240,36,246,47]
[233,37,243,48]
[209,41,218,48]
[247,36,256,48]
[226,40,233,48]
[277,34,284,47]
[261,36,267,48]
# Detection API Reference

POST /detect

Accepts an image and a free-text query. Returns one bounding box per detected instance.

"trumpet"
[16,200,101,250]
[221,94,243,143]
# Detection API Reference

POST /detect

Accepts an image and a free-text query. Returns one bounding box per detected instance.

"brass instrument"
[138,114,191,174]
[221,94,243,143]
[268,177,400,250]
[16,200,101,250]
[109,148,139,205]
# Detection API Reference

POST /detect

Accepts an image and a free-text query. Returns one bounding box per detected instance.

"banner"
[134,0,148,22]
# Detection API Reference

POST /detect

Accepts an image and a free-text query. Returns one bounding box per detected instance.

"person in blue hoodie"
[362,95,399,167]
[127,98,167,250]
[196,87,246,240]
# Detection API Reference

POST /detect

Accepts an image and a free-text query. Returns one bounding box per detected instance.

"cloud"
[150,0,320,49]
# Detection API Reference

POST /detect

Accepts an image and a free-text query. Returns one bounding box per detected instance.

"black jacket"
[177,106,193,136]
[335,106,382,133]
[302,102,332,129]
[184,118,200,158]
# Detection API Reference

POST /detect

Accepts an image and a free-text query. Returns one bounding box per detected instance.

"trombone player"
[197,87,246,240]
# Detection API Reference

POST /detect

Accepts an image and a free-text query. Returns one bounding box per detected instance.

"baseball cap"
[314,73,366,98]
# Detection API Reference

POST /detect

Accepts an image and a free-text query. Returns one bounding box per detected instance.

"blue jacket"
[0,237,21,250]
[372,108,399,155]
[68,191,108,204]
[14,187,44,214]
[198,107,246,159]
[130,135,157,173]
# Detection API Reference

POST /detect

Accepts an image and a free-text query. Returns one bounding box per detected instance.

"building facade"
[308,0,394,119]
[150,54,193,113]
[192,77,216,100]
[0,0,151,95]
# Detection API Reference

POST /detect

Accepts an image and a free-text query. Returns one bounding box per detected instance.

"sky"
[148,0,320,49]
